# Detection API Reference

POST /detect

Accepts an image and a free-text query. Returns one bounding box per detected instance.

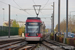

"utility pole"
[64,0,68,43]
[53,2,54,34]
[8,4,10,38]
[51,15,53,33]
[53,2,55,40]
[66,0,68,38]
[51,2,55,40]
[3,8,4,25]
[58,0,60,33]
[51,2,55,33]
[2,8,4,30]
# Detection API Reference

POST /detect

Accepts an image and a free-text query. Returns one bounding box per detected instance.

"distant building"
[3,19,25,27]
[3,19,13,26]
[17,21,25,27]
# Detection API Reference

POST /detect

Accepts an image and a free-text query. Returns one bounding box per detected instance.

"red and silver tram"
[25,17,45,41]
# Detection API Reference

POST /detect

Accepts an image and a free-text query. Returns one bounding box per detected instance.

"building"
[17,21,25,27]
[3,19,25,27]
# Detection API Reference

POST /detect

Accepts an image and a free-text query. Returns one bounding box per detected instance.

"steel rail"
[44,40,75,50]
[1,41,27,50]
[42,41,64,50]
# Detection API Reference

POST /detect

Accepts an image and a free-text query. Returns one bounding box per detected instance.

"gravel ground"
[35,44,51,50]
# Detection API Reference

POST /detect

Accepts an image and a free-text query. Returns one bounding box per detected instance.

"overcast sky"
[0,0,75,29]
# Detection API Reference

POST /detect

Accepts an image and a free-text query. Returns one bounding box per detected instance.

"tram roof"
[27,17,40,20]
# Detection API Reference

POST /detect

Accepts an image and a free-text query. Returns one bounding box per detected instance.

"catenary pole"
[66,0,68,38]
[58,0,60,33]
[8,4,10,38]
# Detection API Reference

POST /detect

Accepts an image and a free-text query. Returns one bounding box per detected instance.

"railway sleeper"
[1,42,27,50]
[45,40,75,50]
[19,46,32,50]
[0,41,22,48]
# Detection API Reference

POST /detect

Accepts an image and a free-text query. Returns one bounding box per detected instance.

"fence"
[0,26,19,36]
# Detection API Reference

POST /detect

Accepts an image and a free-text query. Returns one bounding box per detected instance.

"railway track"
[0,39,25,45]
[1,40,74,50]
[0,36,74,50]
[0,40,40,50]
[35,44,50,50]
[42,41,64,50]
[43,33,75,50]
[44,39,75,50]
[0,41,27,50]
[0,40,59,50]
[22,44,38,50]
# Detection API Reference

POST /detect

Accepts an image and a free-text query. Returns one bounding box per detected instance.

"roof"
[27,17,40,20]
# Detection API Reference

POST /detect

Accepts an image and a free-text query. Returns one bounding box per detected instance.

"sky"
[0,0,75,29]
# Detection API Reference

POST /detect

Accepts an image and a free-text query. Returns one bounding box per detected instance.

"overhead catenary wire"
[32,0,53,9]
[13,0,32,15]
[40,11,51,16]
[0,1,8,5]
[42,2,53,8]
[39,0,50,15]
[42,0,49,9]
[31,0,52,16]
[13,0,22,9]
[0,0,32,15]
[32,0,36,5]
[0,1,21,9]
[0,0,34,11]
[0,0,24,10]
[0,0,53,16]
[13,0,52,16]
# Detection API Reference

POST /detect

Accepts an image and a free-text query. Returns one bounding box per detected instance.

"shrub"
[66,38,70,45]
[18,28,22,36]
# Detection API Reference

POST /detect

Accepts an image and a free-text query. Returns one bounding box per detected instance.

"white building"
[3,19,25,27]
[17,21,25,27]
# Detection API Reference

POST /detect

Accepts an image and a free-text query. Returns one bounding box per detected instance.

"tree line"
[4,19,25,36]
[12,20,25,36]
[55,16,75,33]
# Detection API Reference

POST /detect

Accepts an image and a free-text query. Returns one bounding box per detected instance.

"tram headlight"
[27,33,29,35]
[37,33,38,35]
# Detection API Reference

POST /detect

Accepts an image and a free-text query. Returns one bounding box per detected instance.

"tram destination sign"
[28,23,38,25]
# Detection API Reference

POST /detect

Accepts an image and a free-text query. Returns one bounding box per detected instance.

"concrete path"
[0,35,25,41]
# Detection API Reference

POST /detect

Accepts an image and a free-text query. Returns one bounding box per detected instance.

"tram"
[25,17,45,41]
